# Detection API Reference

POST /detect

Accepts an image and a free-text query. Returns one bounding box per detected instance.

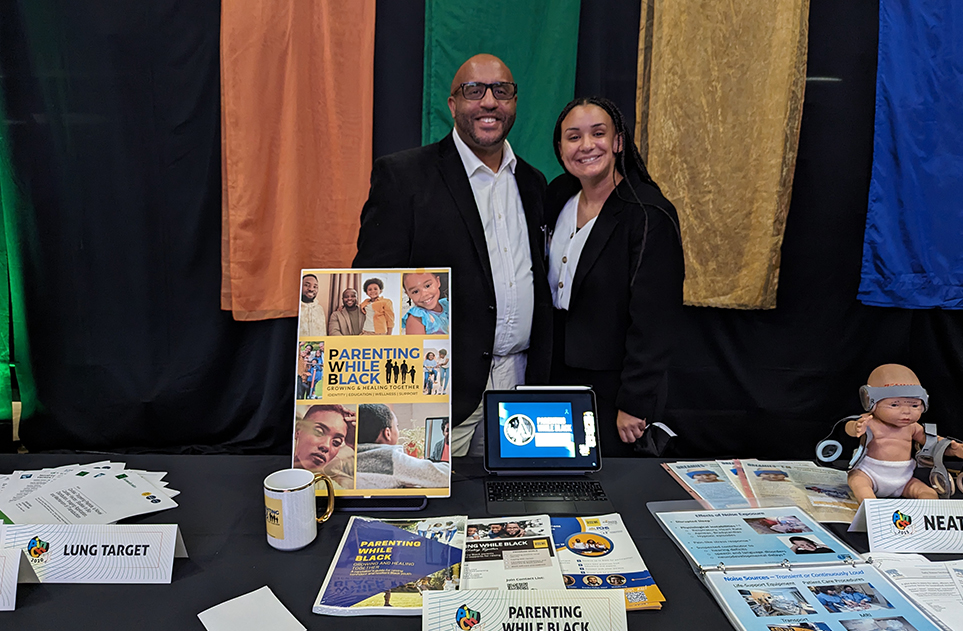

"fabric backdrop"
[220,0,375,320]
[421,0,581,179]
[858,1,963,309]
[0,87,38,423]
[6,0,963,459]
[637,0,810,309]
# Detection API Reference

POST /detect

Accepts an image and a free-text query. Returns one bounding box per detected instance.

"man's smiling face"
[448,55,517,156]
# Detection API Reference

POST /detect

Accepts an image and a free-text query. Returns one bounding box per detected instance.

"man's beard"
[455,111,515,148]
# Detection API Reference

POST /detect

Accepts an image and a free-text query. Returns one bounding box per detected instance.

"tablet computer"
[483,388,601,475]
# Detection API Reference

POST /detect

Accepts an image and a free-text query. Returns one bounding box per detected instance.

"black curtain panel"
[3,1,293,453]
[3,0,960,456]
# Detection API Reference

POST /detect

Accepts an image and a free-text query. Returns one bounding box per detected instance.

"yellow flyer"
[292,268,452,498]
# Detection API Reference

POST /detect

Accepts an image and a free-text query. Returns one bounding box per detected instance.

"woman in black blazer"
[546,97,684,457]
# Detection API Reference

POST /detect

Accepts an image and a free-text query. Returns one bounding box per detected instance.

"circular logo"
[503,414,535,446]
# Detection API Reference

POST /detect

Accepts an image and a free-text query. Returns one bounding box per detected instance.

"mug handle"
[313,473,336,523]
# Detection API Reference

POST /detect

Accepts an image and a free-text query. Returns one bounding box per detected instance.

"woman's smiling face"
[558,104,622,183]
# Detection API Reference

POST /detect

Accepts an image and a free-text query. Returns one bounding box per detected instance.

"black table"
[0,454,861,630]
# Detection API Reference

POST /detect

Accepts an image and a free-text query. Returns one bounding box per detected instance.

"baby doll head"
[860,364,928,427]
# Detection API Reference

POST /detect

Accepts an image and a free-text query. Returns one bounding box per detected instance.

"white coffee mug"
[263,468,335,551]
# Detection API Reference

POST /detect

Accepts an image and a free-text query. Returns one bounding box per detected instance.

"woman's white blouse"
[548,193,598,310]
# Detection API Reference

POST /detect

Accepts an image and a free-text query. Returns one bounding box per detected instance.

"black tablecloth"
[0,454,865,630]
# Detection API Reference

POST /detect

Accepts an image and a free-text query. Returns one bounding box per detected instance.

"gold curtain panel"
[636,0,810,309]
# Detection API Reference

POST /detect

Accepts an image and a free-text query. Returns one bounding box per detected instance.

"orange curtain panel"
[636,0,809,309]
[221,1,375,320]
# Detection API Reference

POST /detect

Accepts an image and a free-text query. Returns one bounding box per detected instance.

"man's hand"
[617,410,647,444]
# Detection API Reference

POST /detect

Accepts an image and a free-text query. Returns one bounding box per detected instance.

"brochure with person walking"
[313,515,466,616]
[655,506,946,630]
[551,513,665,610]
[293,268,453,499]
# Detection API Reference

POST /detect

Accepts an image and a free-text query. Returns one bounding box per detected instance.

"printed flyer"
[551,513,665,610]
[742,460,858,523]
[461,515,565,591]
[313,515,466,616]
[868,552,963,631]
[704,564,944,631]
[656,506,860,571]
[663,460,754,509]
[293,268,452,498]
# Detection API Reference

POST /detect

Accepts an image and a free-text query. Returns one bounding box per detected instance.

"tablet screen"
[483,390,601,473]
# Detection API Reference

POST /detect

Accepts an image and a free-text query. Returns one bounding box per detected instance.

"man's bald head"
[867,364,921,388]
[450,54,514,94]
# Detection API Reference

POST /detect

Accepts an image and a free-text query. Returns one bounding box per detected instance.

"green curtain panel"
[0,88,38,423]
[422,0,580,180]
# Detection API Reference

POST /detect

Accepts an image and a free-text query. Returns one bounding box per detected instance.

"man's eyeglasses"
[452,81,517,100]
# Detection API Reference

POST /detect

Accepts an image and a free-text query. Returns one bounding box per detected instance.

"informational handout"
[313,515,466,616]
[551,513,665,610]
[868,552,963,630]
[704,564,945,631]
[0,466,177,525]
[461,514,564,591]
[663,460,753,509]
[742,460,858,523]
[656,506,858,571]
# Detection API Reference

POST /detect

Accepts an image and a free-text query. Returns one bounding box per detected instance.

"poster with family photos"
[292,268,452,498]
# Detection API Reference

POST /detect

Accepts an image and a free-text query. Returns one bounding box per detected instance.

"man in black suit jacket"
[353,54,552,455]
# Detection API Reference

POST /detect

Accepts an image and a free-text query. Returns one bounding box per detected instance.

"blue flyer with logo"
[656,507,860,571]
[313,515,466,616]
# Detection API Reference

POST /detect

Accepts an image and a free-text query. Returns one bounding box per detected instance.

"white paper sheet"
[198,586,305,631]
[869,552,963,631]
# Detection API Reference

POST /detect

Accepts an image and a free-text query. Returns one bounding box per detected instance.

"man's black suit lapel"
[436,135,495,295]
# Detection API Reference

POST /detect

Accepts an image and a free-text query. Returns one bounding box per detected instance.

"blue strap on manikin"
[816,414,872,469]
